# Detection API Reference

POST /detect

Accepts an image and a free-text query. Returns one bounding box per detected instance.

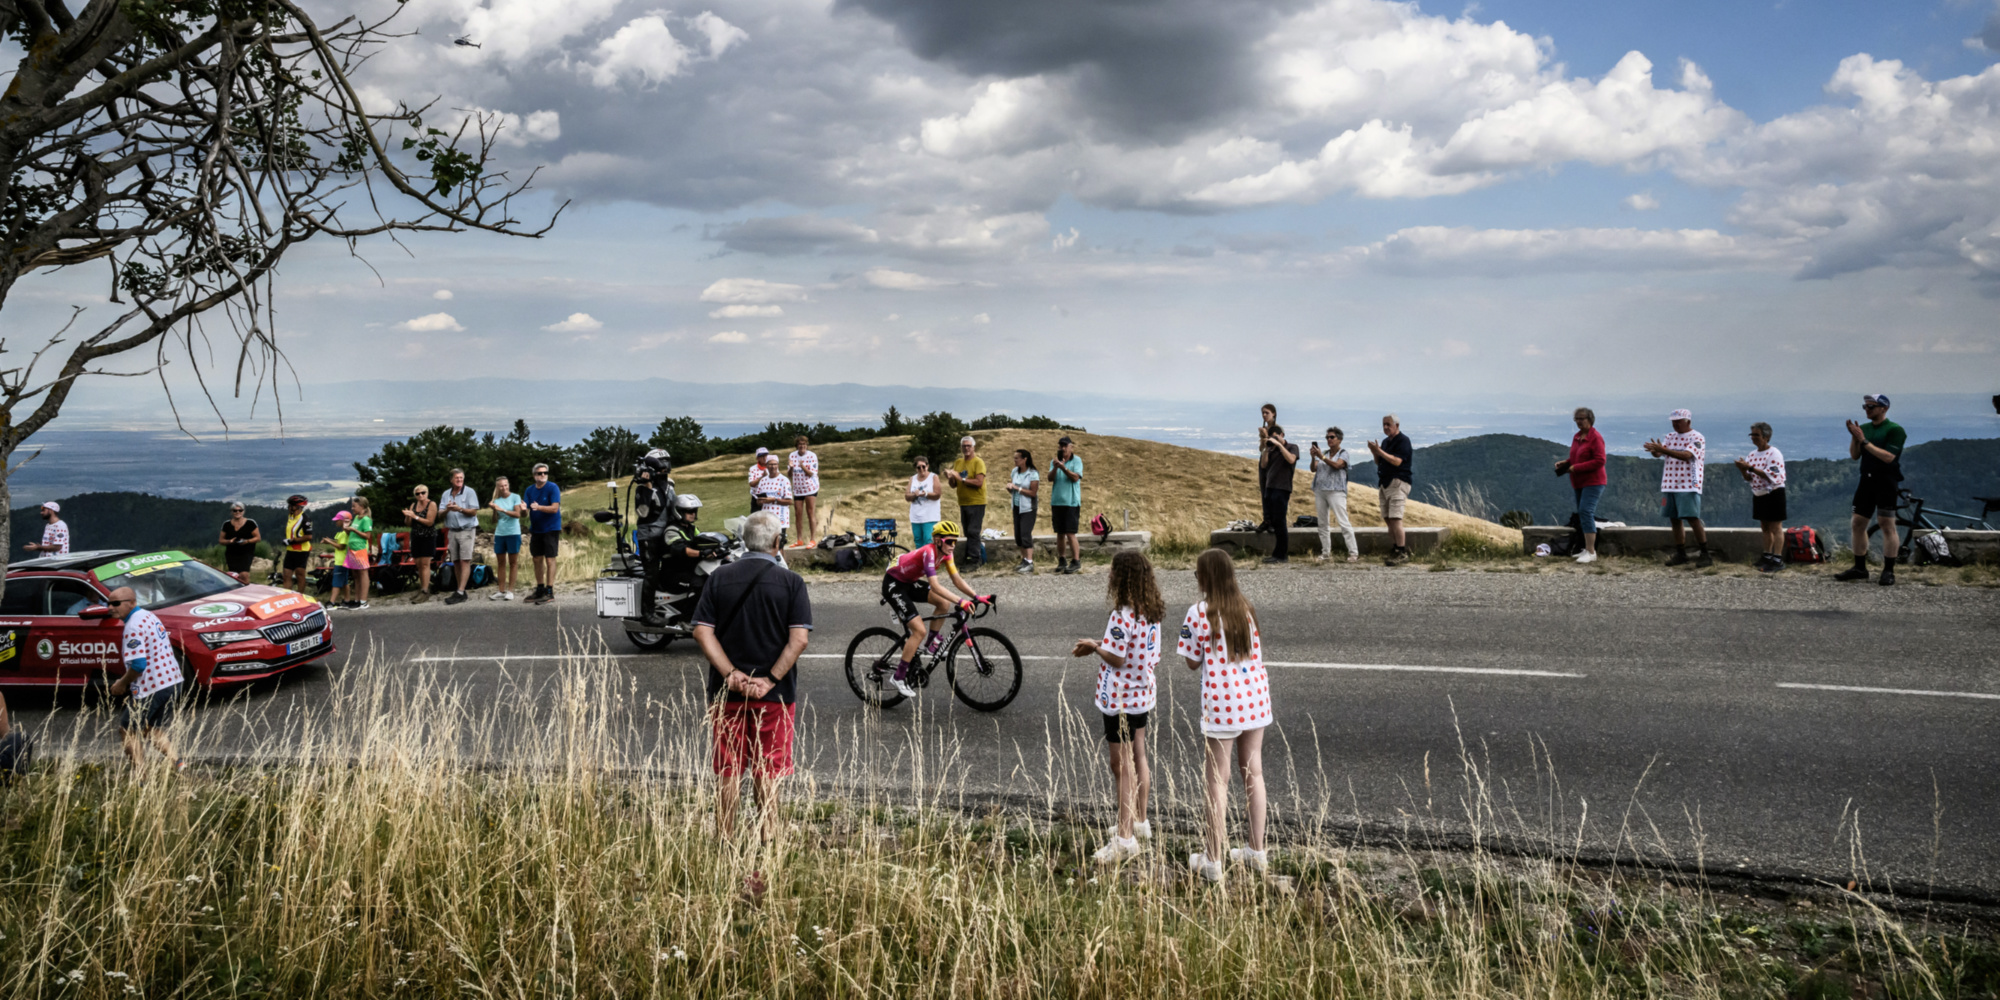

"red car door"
[29,576,120,686]
[0,576,40,682]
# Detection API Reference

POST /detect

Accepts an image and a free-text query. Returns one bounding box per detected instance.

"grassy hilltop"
[621,429,1521,551]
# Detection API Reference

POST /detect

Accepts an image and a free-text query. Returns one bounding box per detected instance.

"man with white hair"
[946,435,988,568]
[693,511,812,849]
[22,501,68,555]
[1643,408,1711,568]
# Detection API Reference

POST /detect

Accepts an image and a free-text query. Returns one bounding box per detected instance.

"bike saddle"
[1976,496,2000,513]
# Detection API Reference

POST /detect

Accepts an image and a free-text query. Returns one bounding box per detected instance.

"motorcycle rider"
[659,494,708,601]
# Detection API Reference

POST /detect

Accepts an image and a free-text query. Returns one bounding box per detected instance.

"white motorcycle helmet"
[674,493,702,512]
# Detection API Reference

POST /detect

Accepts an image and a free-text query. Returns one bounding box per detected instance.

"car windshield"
[96,556,238,610]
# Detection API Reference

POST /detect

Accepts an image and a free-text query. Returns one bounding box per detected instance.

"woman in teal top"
[489,476,524,601]
[1006,449,1040,574]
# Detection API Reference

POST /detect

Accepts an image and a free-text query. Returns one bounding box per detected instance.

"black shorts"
[881,575,931,624]
[409,531,437,557]
[1102,711,1149,743]
[118,686,178,732]
[1752,489,1787,524]
[283,550,311,570]
[225,547,255,573]
[1852,476,1900,519]
[1014,506,1037,549]
[1051,505,1081,535]
[530,532,561,558]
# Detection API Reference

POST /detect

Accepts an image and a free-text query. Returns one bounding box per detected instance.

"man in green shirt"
[1835,393,1907,586]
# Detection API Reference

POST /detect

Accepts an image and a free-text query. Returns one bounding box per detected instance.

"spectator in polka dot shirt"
[1177,548,1274,884]
[1071,550,1164,864]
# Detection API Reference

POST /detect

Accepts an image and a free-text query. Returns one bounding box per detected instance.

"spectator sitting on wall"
[1643,409,1711,568]
[1366,416,1413,566]
[1736,422,1788,574]
[1553,407,1607,564]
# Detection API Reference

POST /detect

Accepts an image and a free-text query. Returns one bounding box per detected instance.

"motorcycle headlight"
[200,629,262,649]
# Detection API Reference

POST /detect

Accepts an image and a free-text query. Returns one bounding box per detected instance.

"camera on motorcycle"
[592,509,621,524]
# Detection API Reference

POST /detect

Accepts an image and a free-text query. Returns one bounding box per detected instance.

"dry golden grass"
[674,430,1520,549]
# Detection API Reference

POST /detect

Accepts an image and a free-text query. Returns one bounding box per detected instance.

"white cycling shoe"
[890,677,917,699]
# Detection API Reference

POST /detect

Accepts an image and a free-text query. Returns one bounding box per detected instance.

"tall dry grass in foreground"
[1,653,1989,998]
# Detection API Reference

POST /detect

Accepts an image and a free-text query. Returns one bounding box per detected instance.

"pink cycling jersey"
[885,543,955,583]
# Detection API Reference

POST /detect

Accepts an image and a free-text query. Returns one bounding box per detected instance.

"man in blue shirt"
[1047,436,1085,574]
[524,462,563,605]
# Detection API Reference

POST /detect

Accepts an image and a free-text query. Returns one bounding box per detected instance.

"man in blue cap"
[1835,393,1906,586]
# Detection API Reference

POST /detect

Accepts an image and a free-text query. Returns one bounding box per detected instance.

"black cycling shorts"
[881,574,931,624]
[1852,475,1900,519]
[283,550,311,570]
[1102,711,1149,743]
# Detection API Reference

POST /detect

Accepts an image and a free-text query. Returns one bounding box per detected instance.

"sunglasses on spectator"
[110,598,135,606]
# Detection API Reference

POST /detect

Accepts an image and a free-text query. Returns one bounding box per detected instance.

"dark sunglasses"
[110,598,135,606]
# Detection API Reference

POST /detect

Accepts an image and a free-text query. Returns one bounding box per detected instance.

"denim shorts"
[492,533,521,556]
[329,566,350,588]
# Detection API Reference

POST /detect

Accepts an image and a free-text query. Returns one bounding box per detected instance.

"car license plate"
[286,634,324,655]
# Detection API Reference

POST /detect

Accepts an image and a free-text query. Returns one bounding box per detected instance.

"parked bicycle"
[844,597,1022,711]
[1867,489,1998,563]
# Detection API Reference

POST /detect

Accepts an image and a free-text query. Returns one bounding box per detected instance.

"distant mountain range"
[1350,434,2000,533]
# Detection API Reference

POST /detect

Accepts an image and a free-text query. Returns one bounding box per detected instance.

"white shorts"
[1200,722,1267,741]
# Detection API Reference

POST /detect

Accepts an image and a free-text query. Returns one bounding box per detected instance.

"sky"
[12,0,2000,427]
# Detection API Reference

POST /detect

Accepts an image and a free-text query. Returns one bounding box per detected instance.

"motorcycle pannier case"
[595,577,642,618]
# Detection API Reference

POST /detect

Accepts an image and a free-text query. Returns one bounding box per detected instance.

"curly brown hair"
[1105,549,1164,625]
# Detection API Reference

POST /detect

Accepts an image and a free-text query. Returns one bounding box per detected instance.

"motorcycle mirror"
[592,509,620,524]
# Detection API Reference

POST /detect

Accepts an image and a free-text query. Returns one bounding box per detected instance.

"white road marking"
[1264,661,1585,678]
[408,654,645,663]
[1777,682,2000,702]
[799,653,1061,661]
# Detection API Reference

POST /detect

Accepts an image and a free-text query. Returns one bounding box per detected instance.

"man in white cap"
[748,447,772,509]
[1642,409,1710,567]
[22,502,69,556]
[1835,393,1906,586]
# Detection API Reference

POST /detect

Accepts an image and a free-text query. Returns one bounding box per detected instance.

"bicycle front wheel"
[845,627,909,709]
[1864,520,1915,561]
[946,627,1023,712]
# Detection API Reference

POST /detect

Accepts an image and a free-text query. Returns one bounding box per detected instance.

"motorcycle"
[593,449,748,651]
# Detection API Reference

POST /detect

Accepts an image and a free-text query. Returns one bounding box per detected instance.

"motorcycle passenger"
[881,520,989,698]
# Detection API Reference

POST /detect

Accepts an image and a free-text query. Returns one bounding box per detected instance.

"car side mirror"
[593,510,620,524]
[78,604,112,619]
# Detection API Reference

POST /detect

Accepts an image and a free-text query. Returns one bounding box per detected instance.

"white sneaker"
[1093,836,1142,864]
[890,677,917,699]
[488,590,504,600]
[1574,551,1598,564]
[1107,821,1154,841]
[1228,846,1270,873]
[503,591,515,601]
[1187,853,1224,883]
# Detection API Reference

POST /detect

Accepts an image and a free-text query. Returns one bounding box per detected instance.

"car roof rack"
[7,549,139,572]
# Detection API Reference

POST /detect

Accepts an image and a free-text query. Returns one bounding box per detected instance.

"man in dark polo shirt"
[693,510,812,846]
[1257,423,1300,563]
[1367,414,1415,566]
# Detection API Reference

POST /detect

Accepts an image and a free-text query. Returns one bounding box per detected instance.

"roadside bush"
[902,410,970,464]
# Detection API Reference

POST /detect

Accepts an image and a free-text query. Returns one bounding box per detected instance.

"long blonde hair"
[1105,550,1164,625]
[1193,548,1255,661]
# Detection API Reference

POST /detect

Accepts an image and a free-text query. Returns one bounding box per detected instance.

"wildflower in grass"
[182,875,201,885]
[105,972,128,980]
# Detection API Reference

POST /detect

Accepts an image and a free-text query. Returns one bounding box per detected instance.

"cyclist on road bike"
[882,519,989,698]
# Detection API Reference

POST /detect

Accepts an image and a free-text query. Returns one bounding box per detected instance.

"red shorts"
[710,701,796,778]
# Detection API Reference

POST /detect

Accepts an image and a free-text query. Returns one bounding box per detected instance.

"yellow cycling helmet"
[930,519,963,540]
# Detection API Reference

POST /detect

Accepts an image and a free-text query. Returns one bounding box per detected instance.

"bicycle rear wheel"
[946,627,1022,712]
[845,627,909,709]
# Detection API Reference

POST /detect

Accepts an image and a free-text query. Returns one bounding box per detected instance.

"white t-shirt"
[753,474,794,527]
[1744,446,1786,496]
[1176,601,1272,737]
[788,450,820,496]
[908,473,941,524]
[121,607,183,698]
[41,519,70,554]
[1094,607,1159,714]
[1659,429,1706,492]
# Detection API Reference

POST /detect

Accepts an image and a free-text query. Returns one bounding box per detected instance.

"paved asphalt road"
[12,566,1999,896]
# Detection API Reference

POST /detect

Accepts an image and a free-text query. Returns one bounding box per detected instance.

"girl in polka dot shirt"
[1176,548,1273,883]
[1071,550,1164,864]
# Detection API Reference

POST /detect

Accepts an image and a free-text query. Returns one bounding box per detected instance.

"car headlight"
[199,629,262,649]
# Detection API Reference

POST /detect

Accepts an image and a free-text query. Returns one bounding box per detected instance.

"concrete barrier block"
[1208,526,1449,557]
[1940,530,2000,565]
[1521,525,1768,562]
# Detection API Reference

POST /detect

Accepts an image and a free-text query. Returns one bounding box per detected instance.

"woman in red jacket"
[1553,407,1608,563]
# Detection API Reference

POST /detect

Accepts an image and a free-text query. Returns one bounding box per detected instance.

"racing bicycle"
[844,597,1023,711]
[1866,489,1998,563]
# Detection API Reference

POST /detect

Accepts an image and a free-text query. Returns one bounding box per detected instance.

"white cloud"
[1346,225,1787,276]
[707,330,749,344]
[1052,227,1080,250]
[542,312,603,333]
[628,331,681,351]
[689,11,749,58]
[587,16,693,89]
[708,304,785,318]
[454,0,622,62]
[698,278,808,304]
[432,289,454,301]
[863,268,949,290]
[396,312,465,332]
[971,312,991,324]
[1625,192,1660,211]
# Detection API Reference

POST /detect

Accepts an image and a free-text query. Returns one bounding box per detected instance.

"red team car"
[0,549,334,690]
